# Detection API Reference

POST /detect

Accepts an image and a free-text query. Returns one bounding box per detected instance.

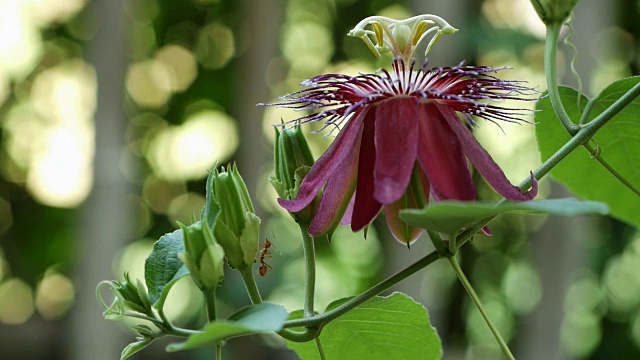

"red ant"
[258,239,273,276]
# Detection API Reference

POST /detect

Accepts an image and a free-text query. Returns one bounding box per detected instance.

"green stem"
[427,229,447,255]
[216,344,222,359]
[545,22,580,135]
[278,327,321,342]
[447,256,515,360]
[300,224,317,318]
[239,268,262,304]
[165,326,201,337]
[456,81,640,248]
[204,289,217,322]
[284,250,440,329]
[316,337,327,360]
[448,232,457,255]
[583,142,640,196]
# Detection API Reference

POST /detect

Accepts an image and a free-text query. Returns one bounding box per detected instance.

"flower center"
[347,15,458,64]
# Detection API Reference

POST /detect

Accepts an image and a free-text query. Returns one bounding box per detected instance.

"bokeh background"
[0,0,638,359]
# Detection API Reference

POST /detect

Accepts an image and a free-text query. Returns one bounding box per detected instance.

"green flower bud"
[98,273,151,318]
[530,0,579,25]
[269,125,318,225]
[203,164,260,270]
[178,221,225,291]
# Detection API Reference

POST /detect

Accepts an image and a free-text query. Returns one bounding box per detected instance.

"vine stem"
[300,224,317,318]
[284,250,440,329]
[316,337,327,360]
[203,289,221,359]
[545,21,580,135]
[204,289,217,322]
[239,268,263,304]
[447,256,515,360]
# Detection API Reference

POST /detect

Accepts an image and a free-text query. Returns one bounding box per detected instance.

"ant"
[258,239,273,276]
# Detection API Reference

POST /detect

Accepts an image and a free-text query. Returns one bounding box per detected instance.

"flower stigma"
[347,15,458,63]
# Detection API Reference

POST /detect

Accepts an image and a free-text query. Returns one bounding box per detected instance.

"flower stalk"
[447,255,515,360]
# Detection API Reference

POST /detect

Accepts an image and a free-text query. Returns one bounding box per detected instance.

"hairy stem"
[300,224,317,318]
[447,256,515,360]
[284,250,440,329]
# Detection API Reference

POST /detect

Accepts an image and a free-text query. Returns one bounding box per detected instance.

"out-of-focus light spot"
[0,250,8,282]
[0,0,42,79]
[331,226,381,278]
[25,0,88,25]
[195,23,235,69]
[565,270,605,314]
[631,310,640,348]
[167,192,206,225]
[286,0,334,26]
[482,0,546,38]
[126,60,172,108]
[466,293,514,350]
[377,4,411,20]
[31,59,97,125]
[155,45,198,92]
[0,72,9,106]
[35,270,75,320]
[589,28,634,95]
[26,127,93,207]
[4,60,96,207]
[115,239,154,283]
[502,261,542,315]
[147,110,239,181]
[0,278,35,324]
[162,277,204,323]
[603,250,640,313]
[130,23,158,60]
[282,22,333,75]
[561,308,601,358]
[142,175,186,214]
[127,196,153,238]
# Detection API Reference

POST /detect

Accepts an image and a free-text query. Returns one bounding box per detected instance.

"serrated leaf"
[144,229,190,306]
[166,302,288,352]
[286,292,442,360]
[535,82,640,227]
[399,199,608,234]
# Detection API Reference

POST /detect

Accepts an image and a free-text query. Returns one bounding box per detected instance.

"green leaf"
[166,302,288,352]
[535,82,640,227]
[144,229,190,306]
[399,199,609,234]
[121,338,154,360]
[286,292,442,360]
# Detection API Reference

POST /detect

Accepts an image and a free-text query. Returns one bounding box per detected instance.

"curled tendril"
[588,139,602,158]
[347,14,458,63]
[563,12,583,110]
[96,280,127,320]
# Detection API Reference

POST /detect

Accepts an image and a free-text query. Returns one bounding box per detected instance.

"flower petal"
[340,195,355,226]
[373,98,420,204]
[437,104,538,201]
[308,131,362,237]
[278,108,368,212]
[352,112,383,231]
[384,190,423,245]
[417,102,477,201]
